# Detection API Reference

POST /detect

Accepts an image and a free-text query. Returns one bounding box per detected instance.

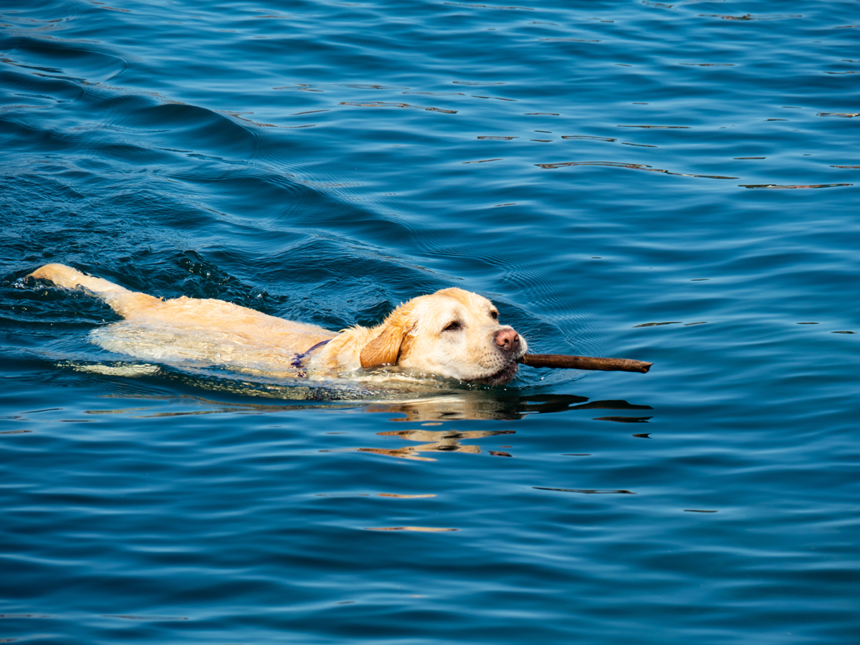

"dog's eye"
[490,310,499,320]
[443,321,462,332]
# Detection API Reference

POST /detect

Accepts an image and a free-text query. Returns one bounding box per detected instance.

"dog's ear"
[360,304,415,368]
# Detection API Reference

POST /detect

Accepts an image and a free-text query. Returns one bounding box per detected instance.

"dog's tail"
[29,263,159,318]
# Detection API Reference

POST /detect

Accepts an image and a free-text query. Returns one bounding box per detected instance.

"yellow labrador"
[29,264,527,385]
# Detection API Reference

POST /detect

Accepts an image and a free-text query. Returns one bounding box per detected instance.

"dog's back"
[29,264,335,375]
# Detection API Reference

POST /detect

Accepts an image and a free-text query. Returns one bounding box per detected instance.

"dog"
[28,264,527,385]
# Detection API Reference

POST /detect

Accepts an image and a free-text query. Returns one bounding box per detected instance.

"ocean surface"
[2,0,859,642]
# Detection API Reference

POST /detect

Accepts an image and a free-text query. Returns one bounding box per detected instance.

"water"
[2,0,859,642]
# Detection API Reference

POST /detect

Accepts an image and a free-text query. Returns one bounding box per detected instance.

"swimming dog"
[29,264,527,385]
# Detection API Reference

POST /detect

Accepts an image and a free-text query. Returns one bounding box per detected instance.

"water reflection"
[358,428,516,461]
[69,360,655,423]
[91,386,652,423]
[363,393,599,421]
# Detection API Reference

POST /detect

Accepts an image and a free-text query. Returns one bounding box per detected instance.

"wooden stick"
[518,353,652,374]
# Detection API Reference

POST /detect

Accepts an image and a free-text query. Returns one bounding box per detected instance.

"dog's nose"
[494,328,520,353]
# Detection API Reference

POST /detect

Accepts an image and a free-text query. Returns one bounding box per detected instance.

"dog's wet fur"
[29,264,527,385]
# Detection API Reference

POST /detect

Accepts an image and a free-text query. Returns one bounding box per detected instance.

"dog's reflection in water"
[353,393,652,460]
[358,428,516,461]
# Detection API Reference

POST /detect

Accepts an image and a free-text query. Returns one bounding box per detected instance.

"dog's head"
[359,288,527,385]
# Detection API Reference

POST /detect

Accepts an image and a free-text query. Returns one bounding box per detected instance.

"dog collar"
[291,338,332,375]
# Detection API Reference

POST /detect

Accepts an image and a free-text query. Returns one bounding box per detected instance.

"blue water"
[2,0,859,642]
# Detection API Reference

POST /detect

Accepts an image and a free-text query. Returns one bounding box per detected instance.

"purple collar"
[291,338,332,374]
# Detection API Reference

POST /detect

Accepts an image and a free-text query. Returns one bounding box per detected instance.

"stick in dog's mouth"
[518,354,652,374]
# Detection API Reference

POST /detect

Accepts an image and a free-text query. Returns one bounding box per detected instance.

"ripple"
[634,322,682,327]
[0,33,130,84]
[539,38,601,43]
[740,183,852,189]
[365,526,459,532]
[461,158,503,164]
[534,487,635,494]
[339,101,457,114]
[343,83,410,90]
[402,91,466,97]
[102,615,188,621]
[443,2,534,10]
[469,94,516,101]
[536,160,737,179]
[561,135,616,142]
